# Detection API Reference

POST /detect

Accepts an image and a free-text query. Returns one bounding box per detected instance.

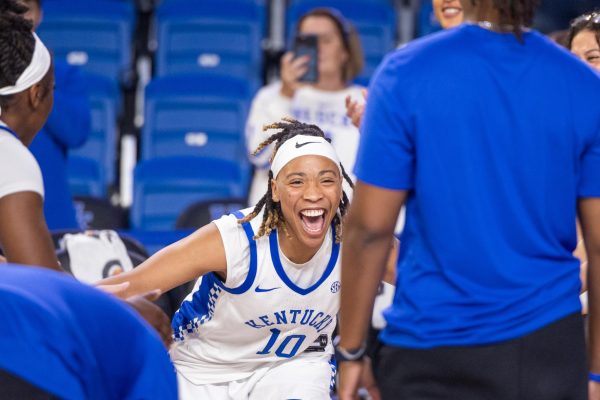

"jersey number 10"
[257,328,306,358]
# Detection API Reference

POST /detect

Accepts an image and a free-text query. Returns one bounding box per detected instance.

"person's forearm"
[589,254,600,372]
[340,225,393,349]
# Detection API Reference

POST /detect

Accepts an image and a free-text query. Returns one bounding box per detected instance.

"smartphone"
[293,34,318,83]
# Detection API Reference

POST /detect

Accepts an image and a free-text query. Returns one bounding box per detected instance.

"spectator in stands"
[432,0,464,30]
[566,10,600,71]
[22,0,92,230]
[337,0,600,398]
[346,0,464,128]
[246,7,364,204]
[0,264,178,399]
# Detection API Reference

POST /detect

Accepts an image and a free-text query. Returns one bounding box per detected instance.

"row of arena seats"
[72,195,246,255]
[37,0,413,241]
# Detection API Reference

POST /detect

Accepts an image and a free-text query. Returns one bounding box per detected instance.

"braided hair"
[239,117,354,243]
[0,0,35,89]
[475,0,540,40]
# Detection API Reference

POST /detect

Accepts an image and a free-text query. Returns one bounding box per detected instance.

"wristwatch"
[334,337,367,362]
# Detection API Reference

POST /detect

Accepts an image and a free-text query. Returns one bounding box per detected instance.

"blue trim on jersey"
[172,273,222,341]
[269,225,339,295]
[211,210,258,295]
[329,355,337,392]
[0,125,18,139]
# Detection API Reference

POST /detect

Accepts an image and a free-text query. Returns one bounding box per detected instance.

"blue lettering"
[317,317,334,333]
[245,320,265,329]
[313,315,331,331]
[290,309,302,323]
[300,309,315,325]
[309,312,324,327]
[274,310,288,325]
[259,315,274,326]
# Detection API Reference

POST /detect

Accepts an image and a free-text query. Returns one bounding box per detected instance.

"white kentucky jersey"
[170,209,340,385]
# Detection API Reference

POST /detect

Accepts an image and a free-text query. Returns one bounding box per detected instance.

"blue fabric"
[29,61,91,230]
[0,264,177,399]
[355,25,600,348]
[172,273,222,341]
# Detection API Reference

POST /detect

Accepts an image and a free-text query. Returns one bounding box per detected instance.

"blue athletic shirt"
[355,24,600,348]
[0,264,178,399]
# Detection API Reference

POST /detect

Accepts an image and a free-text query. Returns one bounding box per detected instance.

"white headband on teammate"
[271,134,342,178]
[0,33,51,115]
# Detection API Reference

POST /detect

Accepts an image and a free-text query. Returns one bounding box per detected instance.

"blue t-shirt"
[30,62,91,230]
[0,265,178,399]
[355,24,600,348]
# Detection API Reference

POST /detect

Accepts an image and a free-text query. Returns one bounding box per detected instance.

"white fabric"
[245,82,364,204]
[170,208,340,386]
[177,355,332,400]
[270,134,340,178]
[61,230,134,284]
[0,33,51,96]
[0,123,44,199]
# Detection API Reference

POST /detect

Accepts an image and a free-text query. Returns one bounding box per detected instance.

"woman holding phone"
[245,7,365,205]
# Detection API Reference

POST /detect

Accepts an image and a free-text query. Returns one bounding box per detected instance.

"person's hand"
[337,360,364,400]
[126,289,173,348]
[280,51,310,98]
[589,380,600,400]
[345,89,368,128]
[0,254,6,263]
[360,356,381,400]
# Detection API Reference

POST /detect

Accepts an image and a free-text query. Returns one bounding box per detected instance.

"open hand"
[345,89,368,128]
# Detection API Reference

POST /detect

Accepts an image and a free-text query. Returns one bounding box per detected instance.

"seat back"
[131,156,246,230]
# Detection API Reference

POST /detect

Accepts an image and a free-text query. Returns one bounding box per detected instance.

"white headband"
[0,33,51,115]
[271,135,341,178]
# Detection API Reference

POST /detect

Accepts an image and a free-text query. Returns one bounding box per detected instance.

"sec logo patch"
[331,281,340,293]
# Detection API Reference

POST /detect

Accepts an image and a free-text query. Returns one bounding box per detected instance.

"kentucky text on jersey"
[245,308,334,333]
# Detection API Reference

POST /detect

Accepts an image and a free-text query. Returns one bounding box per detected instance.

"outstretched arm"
[98,222,227,299]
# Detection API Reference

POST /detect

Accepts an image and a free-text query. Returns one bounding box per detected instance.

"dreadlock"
[239,117,354,243]
[0,0,35,89]
[474,0,540,41]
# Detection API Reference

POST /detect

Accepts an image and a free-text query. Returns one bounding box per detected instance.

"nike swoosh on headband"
[295,141,321,148]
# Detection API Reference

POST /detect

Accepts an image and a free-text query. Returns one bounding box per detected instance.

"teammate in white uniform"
[246,7,365,204]
[100,118,358,399]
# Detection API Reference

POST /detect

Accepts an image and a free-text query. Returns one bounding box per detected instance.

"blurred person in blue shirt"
[23,0,92,230]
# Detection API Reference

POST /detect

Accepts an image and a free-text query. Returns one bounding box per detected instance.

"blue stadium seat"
[155,0,265,89]
[67,156,105,198]
[121,229,194,255]
[37,1,134,83]
[287,0,397,83]
[142,73,252,182]
[131,156,246,230]
[417,0,442,37]
[71,73,120,189]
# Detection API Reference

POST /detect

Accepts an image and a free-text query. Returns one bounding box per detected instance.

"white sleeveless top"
[170,208,340,384]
